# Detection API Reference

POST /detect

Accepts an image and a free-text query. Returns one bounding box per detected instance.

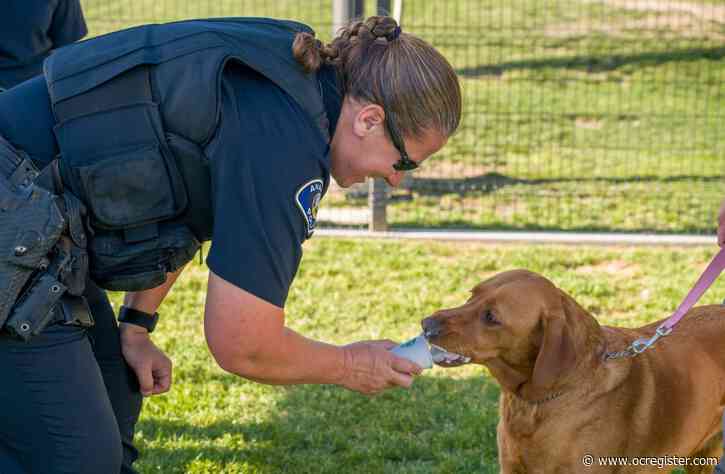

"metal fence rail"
[81,0,725,235]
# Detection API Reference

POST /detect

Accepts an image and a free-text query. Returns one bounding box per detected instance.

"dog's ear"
[525,296,578,401]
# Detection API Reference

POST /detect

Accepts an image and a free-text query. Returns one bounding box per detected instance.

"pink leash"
[625,248,725,356]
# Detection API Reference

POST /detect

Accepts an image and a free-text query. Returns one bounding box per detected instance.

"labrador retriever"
[422,269,725,473]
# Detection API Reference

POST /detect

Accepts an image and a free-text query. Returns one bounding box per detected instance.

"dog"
[422,269,725,473]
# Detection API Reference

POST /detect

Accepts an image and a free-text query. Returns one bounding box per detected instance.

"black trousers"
[0,280,143,474]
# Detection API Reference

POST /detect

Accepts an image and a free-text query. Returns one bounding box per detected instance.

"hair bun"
[292,31,322,73]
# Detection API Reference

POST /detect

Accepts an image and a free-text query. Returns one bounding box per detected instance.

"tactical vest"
[42,18,330,291]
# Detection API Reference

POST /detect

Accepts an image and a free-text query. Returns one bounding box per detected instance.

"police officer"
[0,15,462,474]
[0,0,87,91]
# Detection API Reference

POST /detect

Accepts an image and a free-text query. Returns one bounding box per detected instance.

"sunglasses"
[382,99,419,172]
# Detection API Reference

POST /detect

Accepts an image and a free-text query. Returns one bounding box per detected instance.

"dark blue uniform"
[0,32,342,474]
[207,62,339,307]
[0,0,87,90]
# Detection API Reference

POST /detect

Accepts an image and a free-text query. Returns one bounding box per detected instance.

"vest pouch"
[89,221,200,291]
[54,101,188,230]
[76,143,177,228]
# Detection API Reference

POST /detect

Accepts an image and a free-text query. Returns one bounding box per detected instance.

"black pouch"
[89,221,200,291]
[54,102,188,231]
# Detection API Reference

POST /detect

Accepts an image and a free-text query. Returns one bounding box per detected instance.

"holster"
[0,136,92,341]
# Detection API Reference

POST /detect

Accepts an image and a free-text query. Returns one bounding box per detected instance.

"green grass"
[109,238,725,473]
[78,0,725,234]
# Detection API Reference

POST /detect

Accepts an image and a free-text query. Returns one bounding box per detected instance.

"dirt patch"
[594,0,725,21]
[576,260,641,277]
[575,117,604,129]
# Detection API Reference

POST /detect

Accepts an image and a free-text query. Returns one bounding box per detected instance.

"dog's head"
[422,269,595,401]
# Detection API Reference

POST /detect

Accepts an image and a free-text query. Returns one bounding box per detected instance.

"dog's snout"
[422,317,442,338]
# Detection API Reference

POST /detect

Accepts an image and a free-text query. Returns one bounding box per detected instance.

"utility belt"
[0,136,92,341]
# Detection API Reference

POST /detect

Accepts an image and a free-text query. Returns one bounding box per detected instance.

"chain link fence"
[81,0,725,235]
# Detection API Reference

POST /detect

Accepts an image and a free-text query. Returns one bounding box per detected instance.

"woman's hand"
[119,323,173,397]
[338,339,423,395]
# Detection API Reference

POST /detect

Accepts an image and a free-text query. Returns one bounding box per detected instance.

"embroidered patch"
[295,178,324,237]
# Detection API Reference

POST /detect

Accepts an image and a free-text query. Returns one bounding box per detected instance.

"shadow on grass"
[403,172,725,196]
[136,375,502,473]
[457,46,725,77]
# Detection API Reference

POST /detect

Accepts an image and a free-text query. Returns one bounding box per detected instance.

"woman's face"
[329,97,448,188]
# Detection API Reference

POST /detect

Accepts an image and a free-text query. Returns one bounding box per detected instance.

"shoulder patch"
[295,178,324,237]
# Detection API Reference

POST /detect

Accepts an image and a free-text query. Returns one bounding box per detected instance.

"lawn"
[110,237,725,473]
[78,0,725,234]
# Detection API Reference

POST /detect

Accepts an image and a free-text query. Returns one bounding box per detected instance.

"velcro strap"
[63,193,87,248]
[124,223,159,243]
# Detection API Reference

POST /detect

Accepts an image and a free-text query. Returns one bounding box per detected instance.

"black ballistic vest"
[42,18,330,291]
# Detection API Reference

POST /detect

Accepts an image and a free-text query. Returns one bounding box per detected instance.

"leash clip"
[630,326,672,355]
[606,248,725,362]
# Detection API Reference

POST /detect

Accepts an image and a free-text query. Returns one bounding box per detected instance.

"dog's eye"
[481,310,500,325]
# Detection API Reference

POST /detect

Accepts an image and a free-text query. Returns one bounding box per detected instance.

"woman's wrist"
[119,322,150,343]
[337,345,353,387]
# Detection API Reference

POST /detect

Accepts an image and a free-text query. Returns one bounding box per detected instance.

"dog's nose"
[421,317,441,338]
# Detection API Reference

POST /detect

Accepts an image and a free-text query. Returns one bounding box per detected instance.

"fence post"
[377,0,391,15]
[365,0,397,232]
[378,0,402,22]
[333,0,389,232]
[369,176,388,232]
[332,0,364,35]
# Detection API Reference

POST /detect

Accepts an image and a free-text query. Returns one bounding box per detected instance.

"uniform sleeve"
[205,75,326,308]
[49,0,88,47]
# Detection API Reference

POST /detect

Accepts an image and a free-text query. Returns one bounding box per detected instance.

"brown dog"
[422,269,725,474]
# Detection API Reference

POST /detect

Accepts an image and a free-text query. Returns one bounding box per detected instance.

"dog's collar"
[514,389,566,405]
[528,391,565,405]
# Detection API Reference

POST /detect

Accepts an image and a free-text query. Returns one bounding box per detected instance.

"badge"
[295,178,324,237]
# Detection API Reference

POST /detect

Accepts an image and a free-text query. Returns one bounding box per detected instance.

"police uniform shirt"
[206,63,342,308]
[0,0,87,90]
